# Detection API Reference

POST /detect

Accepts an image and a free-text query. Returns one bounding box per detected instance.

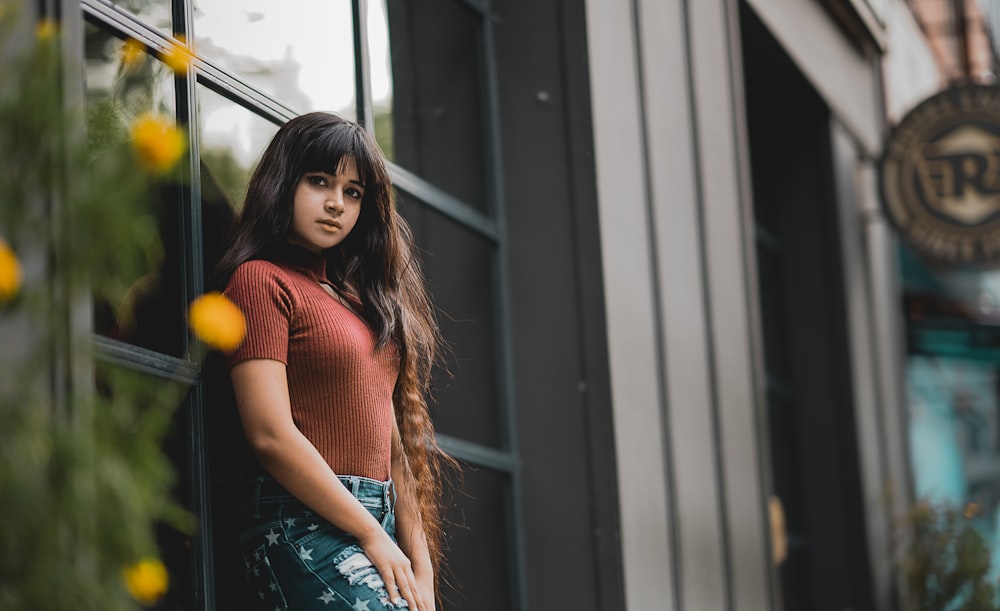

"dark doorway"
[740,4,874,610]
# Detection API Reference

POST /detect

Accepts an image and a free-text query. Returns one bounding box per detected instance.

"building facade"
[12,0,985,609]
[586,1,918,609]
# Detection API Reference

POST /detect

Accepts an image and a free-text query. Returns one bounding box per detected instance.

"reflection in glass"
[368,0,394,160]
[375,0,490,212]
[197,86,280,281]
[193,0,356,118]
[94,363,195,611]
[398,192,501,448]
[903,245,1000,584]
[84,23,183,356]
[756,244,790,381]
[96,0,171,34]
[443,464,513,610]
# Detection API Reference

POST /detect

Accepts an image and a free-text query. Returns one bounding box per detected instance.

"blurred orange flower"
[121,38,145,69]
[130,114,186,175]
[162,36,193,74]
[188,292,246,352]
[0,237,22,303]
[122,558,169,605]
[36,19,56,41]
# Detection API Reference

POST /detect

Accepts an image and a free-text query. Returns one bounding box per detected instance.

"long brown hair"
[214,112,455,587]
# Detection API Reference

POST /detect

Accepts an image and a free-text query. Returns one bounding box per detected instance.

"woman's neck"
[272,242,327,283]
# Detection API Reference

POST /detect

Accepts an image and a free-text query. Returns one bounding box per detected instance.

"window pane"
[85,23,184,357]
[377,0,489,212]
[94,0,171,35]
[399,193,501,448]
[756,242,790,382]
[902,245,1000,587]
[198,86,280,282]
[193,0,357,118]
[95,363,195,610]
[443,464,514,610]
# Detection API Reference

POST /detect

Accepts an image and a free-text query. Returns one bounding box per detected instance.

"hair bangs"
[298,122,384,190]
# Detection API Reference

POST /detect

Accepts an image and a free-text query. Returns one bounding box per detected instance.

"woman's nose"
[326,193,344,212]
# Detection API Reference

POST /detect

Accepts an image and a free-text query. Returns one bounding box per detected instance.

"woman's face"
[287,157,363,254]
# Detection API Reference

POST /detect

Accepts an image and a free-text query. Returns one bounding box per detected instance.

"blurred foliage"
[373,107,395,163]
[900,501,999,611]
[0,5,192,610]
[200,147,249,213]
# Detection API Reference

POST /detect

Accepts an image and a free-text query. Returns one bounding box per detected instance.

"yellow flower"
[188,292,246,352]
[964,502,980,519]
[36,19,57,41]
[121,38,146,69]
[130,114,186,175]
[122,558,169,605]
[162,35,193,74]
[0,238,22,303]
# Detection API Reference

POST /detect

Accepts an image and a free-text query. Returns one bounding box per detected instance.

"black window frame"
[73,0,526,608]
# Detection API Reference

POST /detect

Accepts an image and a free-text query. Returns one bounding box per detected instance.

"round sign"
[880,84,1000,265]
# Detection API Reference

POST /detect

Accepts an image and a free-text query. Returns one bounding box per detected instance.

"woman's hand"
[357,528,426,611]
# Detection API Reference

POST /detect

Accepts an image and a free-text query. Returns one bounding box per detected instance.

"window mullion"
[353,0,374,130]
[170,1,214,608]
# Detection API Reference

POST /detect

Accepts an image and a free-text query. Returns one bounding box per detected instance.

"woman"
[214,112,451,611]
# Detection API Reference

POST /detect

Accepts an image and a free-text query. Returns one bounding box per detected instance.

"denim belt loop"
[251,476,263,519]
[349,475,360,497]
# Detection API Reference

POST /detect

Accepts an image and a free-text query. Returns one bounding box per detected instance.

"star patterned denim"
[240,474,408,610]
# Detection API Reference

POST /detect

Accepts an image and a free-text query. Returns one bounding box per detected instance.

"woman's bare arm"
[231,359,425,610]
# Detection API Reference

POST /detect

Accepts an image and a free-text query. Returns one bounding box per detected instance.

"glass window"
[84,22,185,357]
[198,87,280,213]
[95,363,196,610]
[82,1,517,607]
[197,86,280,282]
[375,0,490,212]
[443,464,513,611]
[398,191,502,448]
[756,241,790,382]
[193,0,357,118]
[902,244,1000,584]
[95,0,171,34]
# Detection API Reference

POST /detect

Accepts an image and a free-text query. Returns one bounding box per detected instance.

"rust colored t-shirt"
[224,246,398,481]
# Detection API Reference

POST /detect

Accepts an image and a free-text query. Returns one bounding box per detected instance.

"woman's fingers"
[407,580,425,611]
[366,539,420,610]
[394,570,421,610]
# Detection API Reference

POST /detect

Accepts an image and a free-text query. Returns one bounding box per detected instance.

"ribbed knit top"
[224,245,398,481]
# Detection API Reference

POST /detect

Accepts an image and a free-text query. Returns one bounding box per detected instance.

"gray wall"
[583,0,907,608]
[494,1,625,609]
[585,0,770,608]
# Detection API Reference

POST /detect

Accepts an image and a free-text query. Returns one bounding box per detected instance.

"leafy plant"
[0,6,239,610]
[900,500,999,611]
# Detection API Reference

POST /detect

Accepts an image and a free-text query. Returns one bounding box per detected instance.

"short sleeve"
[224,261,292,367]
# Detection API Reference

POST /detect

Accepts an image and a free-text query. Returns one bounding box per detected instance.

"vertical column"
[859,158,913,609]
[831,119,896,611]
[637,0,729,608]
[686,0,773,609]
[584,0,677,608]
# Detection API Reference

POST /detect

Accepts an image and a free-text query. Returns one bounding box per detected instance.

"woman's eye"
[307,175,327,187]
[346,187,363,200]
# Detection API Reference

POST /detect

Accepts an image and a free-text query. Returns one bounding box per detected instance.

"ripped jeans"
[240,474,407,610]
